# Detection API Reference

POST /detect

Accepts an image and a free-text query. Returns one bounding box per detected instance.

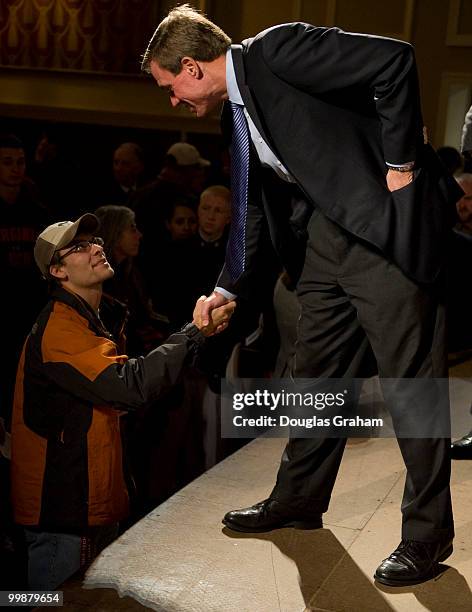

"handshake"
[192,292,236,337]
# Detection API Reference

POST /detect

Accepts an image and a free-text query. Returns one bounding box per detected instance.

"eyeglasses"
[56,236,104,261]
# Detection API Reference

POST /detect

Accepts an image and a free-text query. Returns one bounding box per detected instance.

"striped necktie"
[227,102,250,282]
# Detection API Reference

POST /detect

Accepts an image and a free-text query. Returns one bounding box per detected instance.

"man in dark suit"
[142,5,463,586]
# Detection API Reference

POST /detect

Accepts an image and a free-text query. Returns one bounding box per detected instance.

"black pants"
[271,209,454,543]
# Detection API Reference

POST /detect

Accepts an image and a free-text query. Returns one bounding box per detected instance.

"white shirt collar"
[226,48,244,105]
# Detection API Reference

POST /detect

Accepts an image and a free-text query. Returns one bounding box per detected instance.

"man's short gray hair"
[141,4,231,75]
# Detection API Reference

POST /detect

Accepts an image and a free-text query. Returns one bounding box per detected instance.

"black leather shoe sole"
[222,516,323,533]
[374,545,453,587]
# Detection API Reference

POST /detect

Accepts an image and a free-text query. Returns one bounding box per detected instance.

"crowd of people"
[0,129,276,589]
[0,69,471,592]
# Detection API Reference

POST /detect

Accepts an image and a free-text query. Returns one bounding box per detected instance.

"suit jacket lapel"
[230,44,278,155]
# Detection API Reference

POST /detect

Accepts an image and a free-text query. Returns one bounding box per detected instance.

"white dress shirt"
[225,48,295,183]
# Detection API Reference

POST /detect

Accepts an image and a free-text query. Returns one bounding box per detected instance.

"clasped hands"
[192,291,236,337]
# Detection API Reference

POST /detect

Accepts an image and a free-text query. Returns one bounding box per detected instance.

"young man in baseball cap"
[11,213,234,590]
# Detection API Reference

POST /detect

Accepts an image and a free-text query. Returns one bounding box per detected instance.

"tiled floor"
[78,431,472,610]
[66,363,472,611]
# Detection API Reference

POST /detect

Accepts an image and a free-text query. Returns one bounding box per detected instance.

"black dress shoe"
[451,432,472,459]
[374,539,453,587]
[222,499,322,533]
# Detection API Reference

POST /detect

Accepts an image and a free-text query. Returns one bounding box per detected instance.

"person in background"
[134,141,209,250]
[146,199,198,330]
[160,142,210,198]
[0,134,50,428]
[194,185,231,296]
[29,127,83,218]
[198,185,231,243]
[449,171,472,458]
[0,133,51,590]
[454,173,472,236]
[461,104,472,172]
[165,198,198,241]
[195,185,231,288]
[95,205,169,356]
[96,142,146,206]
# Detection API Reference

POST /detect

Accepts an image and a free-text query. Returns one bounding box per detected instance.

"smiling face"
[50,233,114,292]
[150,57,226,118]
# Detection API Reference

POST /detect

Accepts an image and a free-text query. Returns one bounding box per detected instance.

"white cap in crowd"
[166,142,210,167]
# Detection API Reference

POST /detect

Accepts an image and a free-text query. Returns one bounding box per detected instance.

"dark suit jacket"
[218,23,463,294]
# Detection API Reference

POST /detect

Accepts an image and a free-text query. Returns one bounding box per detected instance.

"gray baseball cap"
[34,213,100,277]
[166,142,210,167]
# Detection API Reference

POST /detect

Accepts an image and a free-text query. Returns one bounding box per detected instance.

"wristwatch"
[387,162,415,172]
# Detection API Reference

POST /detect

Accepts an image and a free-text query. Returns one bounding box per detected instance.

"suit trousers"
[271,208,454,542]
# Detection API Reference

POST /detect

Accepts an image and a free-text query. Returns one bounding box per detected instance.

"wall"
[412,0,472,147]
[1,0,471,144]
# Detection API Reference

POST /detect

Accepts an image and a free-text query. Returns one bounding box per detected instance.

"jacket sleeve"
[215,184,271,297]
[461,105,472,154]
[258,23,424,166]
[41,312,204,410]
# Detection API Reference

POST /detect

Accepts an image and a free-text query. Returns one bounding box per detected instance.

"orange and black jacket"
[11,286,204,532]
